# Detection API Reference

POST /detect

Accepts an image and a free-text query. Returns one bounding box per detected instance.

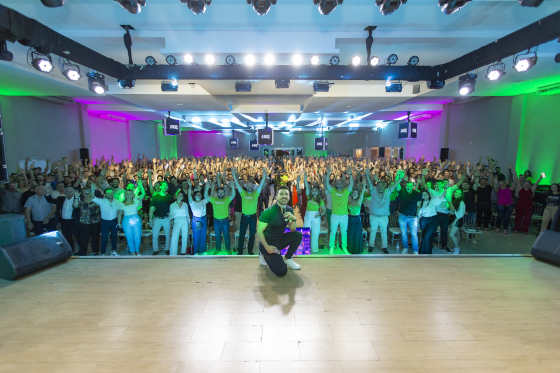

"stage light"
[184,54,195,64]
[513,49,537,72]
[40,0,67,7]
[249,0,276,15]
[310,56,320,65]
[427,79,445,89]
[161,79,179,92]
[485,60,506,81]
[59,59,82,81]
[370,56,380,66]
[438,0,471,15]
[205,54,216,65]
[292,55,303,65]
[166,55,178,65]
[458,73,477,95]
[264,54,275,65]
[350,56,361,66]
[145,56,157,65]
[386,81,403,92]
[375,0,406,16]
[316,0,341,15]
[180,0,211,15]
[329,55,340,66]
[87,72,107,95]
[28,49,53,73]
[245,55,256,66]
[224,55,235,65]
[518,0,544,7]
[118,79,135,89]
[0,40,14,62]
[407,56,419,66]
[114,0,146,14]
[387,54,398,65]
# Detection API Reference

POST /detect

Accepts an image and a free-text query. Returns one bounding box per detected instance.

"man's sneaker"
[381,248,388,254]
[93,252,100,256]
[401,248,409,255]
[453,248,460,255]
[329,248,334,255]
[111,251,119,257]
[152,251,159,256]
[259,253,268,266]
[442,246,452,253]
[285,258,301,270]
[412,251,419,255]
[368,246,374,253]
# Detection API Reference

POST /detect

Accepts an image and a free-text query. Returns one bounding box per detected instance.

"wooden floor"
[1,257,560,373]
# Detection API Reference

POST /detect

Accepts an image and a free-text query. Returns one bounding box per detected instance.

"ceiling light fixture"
[458,72,477,95]
[386,53,398,65]
[370,56,380,66]
[145,56,157,66]
[161,79,179,91]
[87,71,107,95]
[117,79,135,89]
[114,0,146,14]
[205,54,216,65]
[166,55,178,65]
[40,0,67,7]
[264,54,275,65]
[292,55,303,65]
[0,40,13,62]
[485,60,506,81]
[225,55,236,65]
[180,0,212,15]
[329,55,340,66]
[245,55,256,66]
[310,56,320,65]
[438,0,471,15]
[386,80,403,92]
[28,48,53,73]
[513,48,538,73]
[59,58,82,81]
[248,0,276,15]
[375,0,406,15]
[350,56,361,66]
[407,56,419,66]
[316,0,342,15]
[184,54,195,64]
[517,0,543,7]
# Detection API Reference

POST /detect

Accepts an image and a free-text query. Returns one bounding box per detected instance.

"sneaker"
[329,248,334,255]
[259,253,268,266]
[201,252,208,255]
[401,248,409,255]
[503,230,509,235]
[442,246,452,253]
[453,248,460,255]
[494,228,500,233]
[93,252,100,256]
[412,251,419,255]
[137,252,141,256]
[368,246,374,253]
[381,248,388,254]
[152,251,159,256]
[285,258,301,270]
[111,251,119,256]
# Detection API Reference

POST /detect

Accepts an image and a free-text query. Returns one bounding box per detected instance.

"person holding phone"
[118,182,146,256]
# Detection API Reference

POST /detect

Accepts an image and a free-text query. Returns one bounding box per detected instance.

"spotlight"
[180,0,212,15]
[118,79,135,89]
[375,0,406,16]
[40,0,67,7]
[427,79,445,89]
[513,49,537,72]
[59,59,82,81]
[310,56,320,65]
[350,56,361,66]
[87,72,107,95]
[0,40,13,62]
[370,56,380,66]
[145,56,157,65]
[114,0,146,14]
[28,49,53,73]
[458,73,477,96]
[205,54,216,65]
[184,54,195,64]
[386,54,398,65]
[407,56,419,66]
[292,55,303,65]
[248,0,276,15]
[264,54,275,65]
[166,55,178,65]
[385,81,403,93]
[161,79,179,92]
[225,55,236,65]
[518,0,544,7]
[438,0,471,14]
[329,55,340,66]
[315,0,342,15]
[485,60,506,81]
[245,55,256,66]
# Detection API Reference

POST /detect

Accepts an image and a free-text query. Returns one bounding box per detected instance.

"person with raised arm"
[91,181,124,257]
[148,181,174,255]
[205,179,235,254]
[73,184,101,256]
[395,173,423,254]
[296,172,325,254]
[324,165,353,255]
[188,178,208,255]
[169,190,190,256]
[493,172,517,235]
[117,181,146,256]
[347,181,367,255]
[448,189,465,255]
[232,167,267,255]
[514,170,544,234]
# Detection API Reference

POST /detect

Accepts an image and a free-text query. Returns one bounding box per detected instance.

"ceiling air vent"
[536,82,560,96]
[33,96,75,104]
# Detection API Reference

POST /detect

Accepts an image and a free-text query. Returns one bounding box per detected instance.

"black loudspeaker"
[531,230,560,266]
[379,147,385,158]
[0,214,26,246]
[296,148,303,156]
[0,231,72,281]
[440,147,449,161]
[79,148,90,160]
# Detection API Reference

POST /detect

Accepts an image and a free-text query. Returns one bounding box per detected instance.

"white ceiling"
[1,0,559,133]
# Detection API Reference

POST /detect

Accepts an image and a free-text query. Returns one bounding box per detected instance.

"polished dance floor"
[0,256,560,373]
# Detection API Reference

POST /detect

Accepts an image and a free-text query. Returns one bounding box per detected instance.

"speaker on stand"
[440,148,449,162]
[79,148,90,166]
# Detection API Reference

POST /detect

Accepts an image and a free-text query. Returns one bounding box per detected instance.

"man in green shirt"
[324,166,353,255]
[232,167,267,255]
[204,180,235,254]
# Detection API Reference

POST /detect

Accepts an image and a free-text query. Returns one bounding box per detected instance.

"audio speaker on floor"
[531,230,560,266]
[440,147,449,161]
[79,148,90,160]
[0,231,72,281]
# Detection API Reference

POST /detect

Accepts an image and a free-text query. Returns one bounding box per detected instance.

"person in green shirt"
[347,184,367,255]
[204,180,235,254]
[296,172,325,253]
[232,167,267,255]
[324,165,353,255]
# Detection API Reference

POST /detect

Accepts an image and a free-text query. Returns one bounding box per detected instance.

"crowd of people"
[1,154,559,265]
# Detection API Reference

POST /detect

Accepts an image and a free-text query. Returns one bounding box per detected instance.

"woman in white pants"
[296,172,325,253]
[170,190,190,256]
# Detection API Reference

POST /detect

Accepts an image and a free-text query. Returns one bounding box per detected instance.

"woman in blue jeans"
[188,186,208,255]
[117,183,145,256]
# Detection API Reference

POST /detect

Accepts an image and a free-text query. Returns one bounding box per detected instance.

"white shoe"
[285,258,301,270]
[401,248,409,255]
[472,239,477,245]
[111,251,119,256]
[259,253,268,266]
[329,248,334,255]
[453,248,460,255]
[413,251,419,255]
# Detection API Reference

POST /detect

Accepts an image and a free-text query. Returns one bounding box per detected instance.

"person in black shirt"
[149,182,175,255]
[257,186,302,277]
[396,178,422,254]
[475,177,492,231]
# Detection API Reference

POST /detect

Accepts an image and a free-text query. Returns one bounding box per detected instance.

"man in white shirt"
[92,184,124,256]
[428,175,464,253]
